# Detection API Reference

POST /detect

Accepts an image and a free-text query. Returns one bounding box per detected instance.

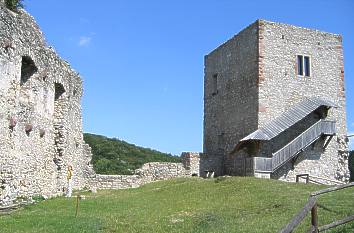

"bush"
[5,0,24,12]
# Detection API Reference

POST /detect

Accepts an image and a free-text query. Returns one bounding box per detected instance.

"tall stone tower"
[202,20,349,183]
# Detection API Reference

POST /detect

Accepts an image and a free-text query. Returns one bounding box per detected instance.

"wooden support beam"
[311,203,318,232]
[311,182,354,197]
[318,215,354,232]
[323,135,333,149]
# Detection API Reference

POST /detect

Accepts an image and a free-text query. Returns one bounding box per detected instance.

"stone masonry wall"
[0,4,94,205]
[258,20,349,182]
[204,19,349,183]
[181,152,200,176]
[203,21,259,176]
[93,152,201,190]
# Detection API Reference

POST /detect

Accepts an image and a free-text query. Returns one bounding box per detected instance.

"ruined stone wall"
[203,22,259,176]
[181,152,200,176]
[93,161,198,190]
[0,4,94,205]
[258,20,349,182]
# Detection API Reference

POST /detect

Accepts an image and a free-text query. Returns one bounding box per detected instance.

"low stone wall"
[94,175,142,189]
[93,152,201,190]
[93,162,187,190]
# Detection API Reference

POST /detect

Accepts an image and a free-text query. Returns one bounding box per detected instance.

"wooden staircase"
[254,119,336,173]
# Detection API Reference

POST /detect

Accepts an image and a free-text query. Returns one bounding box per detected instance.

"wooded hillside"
[84,133,181,175]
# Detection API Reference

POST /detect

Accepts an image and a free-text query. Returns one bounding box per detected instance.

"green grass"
[0,177,353,233]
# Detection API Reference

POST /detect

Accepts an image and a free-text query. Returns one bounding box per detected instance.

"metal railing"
[254,120,336,173]
[271,120,335,171]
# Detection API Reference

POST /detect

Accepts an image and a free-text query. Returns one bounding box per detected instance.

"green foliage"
[84,133,181,175]
[31,194,45,202]
[0,177,353,232]
[5,0,24,11]
[349,151,354,181]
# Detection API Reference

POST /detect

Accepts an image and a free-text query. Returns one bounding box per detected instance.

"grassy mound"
[0,177,353,233]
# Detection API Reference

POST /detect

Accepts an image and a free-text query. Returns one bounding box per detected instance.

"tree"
[5,0,24,12]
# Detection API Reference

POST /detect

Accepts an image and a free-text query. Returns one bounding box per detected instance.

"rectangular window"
[297,55,311,77]
[304,56,310,76]
[212,74,218,95]
[297,55,303,76]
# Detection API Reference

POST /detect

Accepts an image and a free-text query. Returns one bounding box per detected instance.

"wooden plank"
[279,197,317,233]
[311,182,354,196]
[318,215,354,232]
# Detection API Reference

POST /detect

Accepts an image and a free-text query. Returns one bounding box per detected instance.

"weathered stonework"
[93,154,201,190]
[203,22,259,176]
[181,152,200,176]
[203,19,350,184]
[0,4,95,205]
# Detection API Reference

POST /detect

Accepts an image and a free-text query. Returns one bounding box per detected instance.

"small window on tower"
[212,74,218,96]
[297,55,303,76]
[304,56,310,76]
[297,55,311,77]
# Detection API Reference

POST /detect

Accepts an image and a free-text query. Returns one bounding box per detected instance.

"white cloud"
[78,36,91,47]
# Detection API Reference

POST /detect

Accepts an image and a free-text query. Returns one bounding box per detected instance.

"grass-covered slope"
[0,177,353,233]
[83,133,181,175]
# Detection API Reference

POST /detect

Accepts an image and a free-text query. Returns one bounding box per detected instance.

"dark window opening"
[54,83,65,100]
[297,55,303,76]
[297,55,311,77]
[212,74,218,95]
[304,56,310,76]
[21,56,38,85]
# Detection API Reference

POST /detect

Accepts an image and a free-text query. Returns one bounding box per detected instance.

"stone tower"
[202,19,349,183]
[0,3,94,205]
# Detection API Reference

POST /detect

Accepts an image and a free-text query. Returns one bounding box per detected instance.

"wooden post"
[296,175,299,183]
[311,203,318,232]
[75,195,80,218]
[306,174,309,184]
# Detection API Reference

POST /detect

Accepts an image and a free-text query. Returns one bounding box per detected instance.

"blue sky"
[25,0,354,154]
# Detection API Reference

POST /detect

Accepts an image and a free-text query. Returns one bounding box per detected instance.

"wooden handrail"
[311,182,354,196]
[279,197,317,233]
[279,182,354,233]
[318,215,354,232]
